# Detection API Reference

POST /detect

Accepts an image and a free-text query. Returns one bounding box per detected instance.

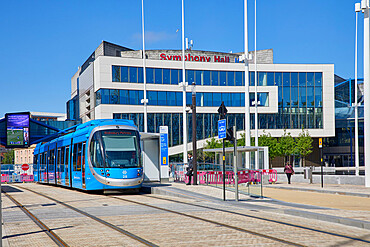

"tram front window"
[101,130,140,168]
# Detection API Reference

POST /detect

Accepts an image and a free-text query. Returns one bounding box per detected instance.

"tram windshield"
[90,129,141,168]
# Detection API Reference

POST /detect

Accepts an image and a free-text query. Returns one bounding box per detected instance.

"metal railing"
[170,163,277,198]
[1,164,34,183]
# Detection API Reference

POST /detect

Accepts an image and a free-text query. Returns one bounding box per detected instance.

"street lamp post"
[244,0,251,169]
[254,0,258,170]
[141,0,148,133]
[181,0,187,165]
[362,0,370,187]
[355,3,361,176]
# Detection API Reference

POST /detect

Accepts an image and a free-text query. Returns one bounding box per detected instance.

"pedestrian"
[186,153,193,185]
[284,161,294,184]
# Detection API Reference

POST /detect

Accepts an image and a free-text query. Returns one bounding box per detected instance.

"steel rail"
[143,193,370,245]
[109,195,305,247]
[16,186,159,247]
[2,189,69,247]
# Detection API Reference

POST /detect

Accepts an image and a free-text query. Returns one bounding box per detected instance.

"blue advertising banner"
[218,119,226,139]
[160,126,168,166]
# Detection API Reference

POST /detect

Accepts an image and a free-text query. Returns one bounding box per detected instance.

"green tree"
[296,130,313,167]
[203,137,222,162]
[2,150,14,164]
[258,131,279,168]
[278,130,296,164]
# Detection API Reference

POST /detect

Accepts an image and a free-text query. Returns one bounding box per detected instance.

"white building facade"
[68,41,334,165]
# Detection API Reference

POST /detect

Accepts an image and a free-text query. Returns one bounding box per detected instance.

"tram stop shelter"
[203,146,269,170]
[140,132,169,183]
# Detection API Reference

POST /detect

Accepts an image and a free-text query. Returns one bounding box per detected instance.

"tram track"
[12,185,159,247]
[142,194,370,245]
[11,184,370,246]
[2,189,69,247]
[109,195,306,247]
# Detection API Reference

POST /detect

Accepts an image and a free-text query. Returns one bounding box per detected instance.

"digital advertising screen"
[6,113,30,148]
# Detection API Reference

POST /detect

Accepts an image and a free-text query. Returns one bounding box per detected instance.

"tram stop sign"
[21,164,29,171]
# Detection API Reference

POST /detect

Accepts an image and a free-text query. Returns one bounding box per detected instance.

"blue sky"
[0,0,363,118]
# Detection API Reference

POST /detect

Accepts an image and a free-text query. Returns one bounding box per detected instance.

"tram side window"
[73,144,78,171]
[61,147,65,165]
[57,148,61,166]
[81,143,86,169]
[49,150,55,166]
[77,143,82,171]
[65,146,70,165]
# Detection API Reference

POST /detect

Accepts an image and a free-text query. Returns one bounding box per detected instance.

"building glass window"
[315,72,322,86]
[222,93,231,107]
[129,67,137,83]
[227,71,234,86]
[275,72,282,86]
[168,91,176,106]
[158,91,167,105]
[95,90,101,106]
[112,66,120,82]
[121,66,129,82]
[267,72,274,86]
[176,92,182,106]
[307,72,314,86]
[235,71,243,86]
[204,92,212,106]
[283,87,290,107]
[211,71,219,86]
[110,89,119,104]
[171,69,179,85]
[283,72,290,87]
[120,90,128,104]
[213,92,221,107]
[315,86,323,107]
[203,70,210,86]
[163,69,170,84]
[146,68,154,83]
[220,71,227,86]
[231,93,241,107]
[307,86,315,107]
[299,86,306,107]
[101,89,110,104]
[249,72,255,86]
[129,90,138,105]
[291,86,298,107]
[187,70,195,84]
[186,92,192,105]
[155,68,162,84]
[299,72,306,87]
[138,67,143,83]
[291,72,298,86]
[258,72,267,86]
[148,91,158,105]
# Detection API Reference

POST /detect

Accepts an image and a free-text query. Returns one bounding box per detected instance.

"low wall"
[277,174,365,185]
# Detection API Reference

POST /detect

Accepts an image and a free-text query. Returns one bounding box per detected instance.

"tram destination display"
[6,112,30,148]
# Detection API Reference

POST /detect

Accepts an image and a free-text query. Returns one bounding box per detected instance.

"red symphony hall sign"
[160,53,231,63]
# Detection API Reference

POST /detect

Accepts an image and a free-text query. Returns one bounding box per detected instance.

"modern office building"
[324,76,364,174]
[67,41,335,167]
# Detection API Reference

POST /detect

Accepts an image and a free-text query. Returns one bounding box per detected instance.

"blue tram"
[33,119,143,191]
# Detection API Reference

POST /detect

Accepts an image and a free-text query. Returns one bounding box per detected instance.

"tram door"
[65,146,70,186]
[82,143,86,189]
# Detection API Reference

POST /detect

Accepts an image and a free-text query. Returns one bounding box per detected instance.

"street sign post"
[218,119,226,139]
[21,164,29,171]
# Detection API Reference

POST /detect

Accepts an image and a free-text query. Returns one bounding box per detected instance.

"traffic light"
[226,127,234,142]
[218,101,228,119]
